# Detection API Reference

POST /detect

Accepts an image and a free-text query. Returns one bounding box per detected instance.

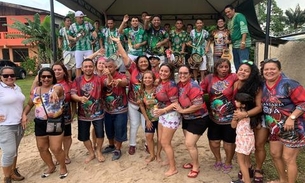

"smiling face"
[105,61,117,75]
[107,20,115,29]
[263,62,281,83]
[149,57,160,68]
[159,65,171,81]
[131,17,139,28]
[0,68,16,87]
[52,65,65,81]
[195,19,204,30]
[152,16,161,28]
[143,72,154,87]
[178,66,191,83]
[81,60,94,76]
[137,57,149,71]
[40,71,53,87]
[96,59,106,72]
[225,7,235,19]
[237,64,251,81]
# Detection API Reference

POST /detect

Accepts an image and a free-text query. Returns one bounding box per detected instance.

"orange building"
[0,2,64,63]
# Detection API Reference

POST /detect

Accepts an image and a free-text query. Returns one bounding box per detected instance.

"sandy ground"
[0,121,239,183]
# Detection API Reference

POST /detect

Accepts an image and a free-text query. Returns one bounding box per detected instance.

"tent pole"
[50,0,56,64]
[264,0,272,59]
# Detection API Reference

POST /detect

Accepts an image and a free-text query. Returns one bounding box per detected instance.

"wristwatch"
[290,115,297,120]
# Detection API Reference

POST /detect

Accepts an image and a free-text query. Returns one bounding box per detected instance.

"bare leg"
[184,131,201,171]
[269,141,288,183]
[237,153,251,183]
[96,138,105,162]
[76,68,82,78]
[145,133,155,163]
[49,134,67,175]
[91,128,97,150]
[200,70,206,81]
[193,69,198,81]
[209,140,222,163]
[83,140,95,163]
[254,127,268,177]
[223,142,235,166]
[63,136,72,163]
[283,146,300,183]
[36,136,56,173]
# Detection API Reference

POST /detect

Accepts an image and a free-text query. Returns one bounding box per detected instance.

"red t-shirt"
[178,79,208,119]
[58,80,73,123]
[155,80,178,109]
[71,74,104,121]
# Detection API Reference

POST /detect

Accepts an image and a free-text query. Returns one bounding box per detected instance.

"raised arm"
[110,36,132,67]
[118,15,129,34]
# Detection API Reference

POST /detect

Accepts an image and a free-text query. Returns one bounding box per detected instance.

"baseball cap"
[149,56,160,60]
[75,11,86,17]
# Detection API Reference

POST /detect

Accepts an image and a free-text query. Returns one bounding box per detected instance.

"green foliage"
[21,57,37,75]
[285,4,305,30]
[256,0,285,35]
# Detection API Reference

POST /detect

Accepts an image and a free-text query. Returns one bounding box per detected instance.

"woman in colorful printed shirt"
[22,68,68,179]
[110,36,153,155]
[173,65,209,178]
[138,71,162,163]
[155,63,181,177]
[261,59,305,183]
[0,67,25,183]
[200,58,238,174]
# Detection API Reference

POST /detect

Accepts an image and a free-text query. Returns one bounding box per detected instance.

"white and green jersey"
[123,27,147,56]
[69,21,94,51]
[189,29,209,56]
[59,27,75,51]
[101,28,120,57]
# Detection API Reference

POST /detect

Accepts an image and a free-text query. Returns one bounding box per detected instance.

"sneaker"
[112,150,121,161]
[230,179,244,183]
[11,168,25,181]
[128,146,136,155]
[102,145,115,154]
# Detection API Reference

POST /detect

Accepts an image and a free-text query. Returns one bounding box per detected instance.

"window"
[2,49,9,60]
[0,17,8,32]
[12,48,29,62]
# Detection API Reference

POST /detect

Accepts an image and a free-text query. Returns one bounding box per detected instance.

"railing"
[0,31,27,46]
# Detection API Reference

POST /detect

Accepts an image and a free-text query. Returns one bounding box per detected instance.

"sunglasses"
[41,75,53,79]
[1,74,16,78]
[242,60,254,65]
[263,58,279,62]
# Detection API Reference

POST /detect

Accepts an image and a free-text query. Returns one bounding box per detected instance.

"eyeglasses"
[1,74,16,78]
[41,75,53,79]
[242,60,254,65]
[178,72,189,75]
[263,58,279,62]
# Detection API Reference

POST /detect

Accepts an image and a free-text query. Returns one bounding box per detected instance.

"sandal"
[187,170,200,178]
[222,164,233,174]
[238,167,254,179]
[182,163,193,169]
[254,169,264,183]
[213,162,223,171]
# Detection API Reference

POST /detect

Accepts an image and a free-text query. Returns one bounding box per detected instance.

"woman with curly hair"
[232,60,266,183]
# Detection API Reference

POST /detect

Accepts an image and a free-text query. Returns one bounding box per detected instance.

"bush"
[21,57,38,75]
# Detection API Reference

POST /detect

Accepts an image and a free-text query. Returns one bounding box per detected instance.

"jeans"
[232,47,249,71]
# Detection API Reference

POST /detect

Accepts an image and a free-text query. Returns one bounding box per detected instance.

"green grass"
[16,76,35,136]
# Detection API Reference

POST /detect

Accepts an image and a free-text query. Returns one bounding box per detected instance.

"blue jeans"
[104,112,128,142]
[232,48,249,71]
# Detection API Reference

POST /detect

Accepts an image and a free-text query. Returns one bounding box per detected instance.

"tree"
[256,0,286,36]
[6,13,58,65]
[285,4,305,30]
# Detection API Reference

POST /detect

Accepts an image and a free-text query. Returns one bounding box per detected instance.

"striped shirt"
[69,21,94,51]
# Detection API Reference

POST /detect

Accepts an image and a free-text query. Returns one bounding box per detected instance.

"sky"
[0,0,304,16]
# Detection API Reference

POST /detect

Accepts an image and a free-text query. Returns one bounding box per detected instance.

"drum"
[108,54,123,69]
[63,53,76,69]
[189,53,203,68]
[173,53,185,68]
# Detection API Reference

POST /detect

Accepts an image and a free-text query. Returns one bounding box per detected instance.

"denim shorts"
[78,119,104,141]
[104,112,128,142]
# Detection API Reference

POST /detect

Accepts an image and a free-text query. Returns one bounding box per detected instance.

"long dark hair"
[238,62,262,96]
[38,67,57,86]
[52,61,69,83]
[160,63,175,81]
[135,55,152,71]
[235,93,258,129]
[138,70,156,100]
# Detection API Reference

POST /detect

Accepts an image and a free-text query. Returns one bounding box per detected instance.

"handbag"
[40,88,63,133]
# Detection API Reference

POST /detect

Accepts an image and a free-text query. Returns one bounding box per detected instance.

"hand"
[49,91,59,103]
[205,47,210,53]
[145,16,151,21]
[123,14,129,22]
[146,120,153,130]
[156,42,162,48]
[0,115,5,122]
[111,79,122,87]
[173,103,183,113]
[233,110,247,119]
[109,35,120,43]
[133,43,141,49]
[154,109,166,117]
[225,39,230,44]
[21,116,28,129]
[283,118,295,131]
[240,43,246,49]
[80,96,90,104]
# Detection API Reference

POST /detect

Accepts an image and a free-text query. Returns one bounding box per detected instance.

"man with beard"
[118,15,147,61]
[224,5,251,71]
[68,11,96,77]
[71,59,106,163]
[144,15,169,64]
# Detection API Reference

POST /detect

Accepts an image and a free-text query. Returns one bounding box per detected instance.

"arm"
[144,16,151,30]
[118,15,129,34]
[58,37,63,49]
[85,48,105,60]
[21,98,34,129]
[231,118,238,128]
[110,36,132,67]
[30,75,39,91]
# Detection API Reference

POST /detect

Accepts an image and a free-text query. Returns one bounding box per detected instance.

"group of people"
[0,4,305,183]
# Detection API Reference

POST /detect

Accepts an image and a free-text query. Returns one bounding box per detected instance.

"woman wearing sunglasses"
[0,67,25,183]
[200,58,238,174]
[22,67,68,179]
[232,60,264,183]
[261,59,305,183]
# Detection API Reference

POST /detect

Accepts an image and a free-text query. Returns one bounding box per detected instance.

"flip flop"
[65,158,71,164]
[182,163,193,169]
[41,168,56,178]
[187,170,200,178]
[59,172,68,179]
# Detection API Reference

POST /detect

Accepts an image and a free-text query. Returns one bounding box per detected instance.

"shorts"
[235,134,255,155]
[75,50,93,69]
[104,112,128,142]
[182,115,209,135]
[159,111,181,130]
[145,121,158,133]
[34,118,64,136]
[0,124,24,167]
[64,124,72,136]
[207,118,236,143]
[189,55,207,71]
[78,119,104,141]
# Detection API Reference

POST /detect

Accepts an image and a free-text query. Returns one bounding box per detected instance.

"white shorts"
[75,50,93,69]
[199,55,207,71]
[158,111,181,129]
